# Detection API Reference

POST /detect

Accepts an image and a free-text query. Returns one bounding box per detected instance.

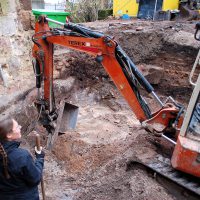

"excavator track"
[128,155,200,198]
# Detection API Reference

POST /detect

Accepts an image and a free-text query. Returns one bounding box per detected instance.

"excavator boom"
[33,16,181,131]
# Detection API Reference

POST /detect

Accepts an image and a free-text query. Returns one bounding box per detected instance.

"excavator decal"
[68,40,86,46]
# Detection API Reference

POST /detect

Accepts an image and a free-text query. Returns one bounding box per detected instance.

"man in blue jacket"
[0,118,45,200]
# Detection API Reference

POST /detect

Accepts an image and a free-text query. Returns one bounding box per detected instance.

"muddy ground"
[0,19,200,200]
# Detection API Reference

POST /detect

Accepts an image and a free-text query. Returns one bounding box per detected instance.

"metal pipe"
[153,0,158,21]
[37,89,41,100]
[151,91,164,107]
[46,17,64,26]
[189,49,200,87]
[162,134,177,145]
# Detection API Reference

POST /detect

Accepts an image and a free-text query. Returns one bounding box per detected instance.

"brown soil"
[1,19,200,200]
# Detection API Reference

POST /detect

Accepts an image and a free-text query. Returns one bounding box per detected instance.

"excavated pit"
[1,20,200,200]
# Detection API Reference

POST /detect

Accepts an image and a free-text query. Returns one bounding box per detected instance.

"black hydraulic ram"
[115,45,164,107]
[116,45,154,93]
[33,59,41,89]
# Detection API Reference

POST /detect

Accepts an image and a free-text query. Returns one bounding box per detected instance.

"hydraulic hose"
[116,45,154,94]
[64,23,104,38]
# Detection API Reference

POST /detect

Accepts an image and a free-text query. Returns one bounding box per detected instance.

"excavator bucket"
[47,100,79,150]
[57,101,79,133]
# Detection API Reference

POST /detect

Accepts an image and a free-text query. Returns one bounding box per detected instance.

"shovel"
[47,100,79,150]
[35,134,46,200]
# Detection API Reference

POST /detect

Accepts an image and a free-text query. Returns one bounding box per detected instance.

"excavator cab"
[171,24,200,177]
[187,96,200,140]
[171,75,200,177]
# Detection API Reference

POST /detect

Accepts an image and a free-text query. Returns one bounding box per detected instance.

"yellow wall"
[113,0,139,17]
[113,0,179,17]
[162,0,179,11]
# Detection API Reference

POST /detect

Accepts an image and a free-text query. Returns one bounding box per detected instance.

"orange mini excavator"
[32,16,200,195]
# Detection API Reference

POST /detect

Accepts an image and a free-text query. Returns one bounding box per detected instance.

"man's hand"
[35,146,45,158]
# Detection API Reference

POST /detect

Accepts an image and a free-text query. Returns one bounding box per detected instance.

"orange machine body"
[172,135,200,177]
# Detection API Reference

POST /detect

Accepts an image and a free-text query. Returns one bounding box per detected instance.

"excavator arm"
[32,16,182,135]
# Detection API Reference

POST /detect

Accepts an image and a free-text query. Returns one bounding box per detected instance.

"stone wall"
[0,0,32,80]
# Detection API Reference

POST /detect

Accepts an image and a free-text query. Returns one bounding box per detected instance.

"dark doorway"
[0,3,2,15]
[137,0,163,19]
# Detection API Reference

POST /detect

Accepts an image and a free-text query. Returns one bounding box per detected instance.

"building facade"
[113,0,179,18]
